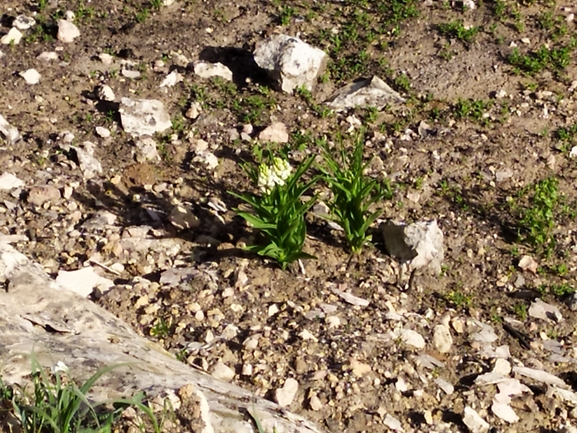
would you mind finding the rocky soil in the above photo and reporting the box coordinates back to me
[1,0,577,432]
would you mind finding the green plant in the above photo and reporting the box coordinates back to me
[438,20,480,43]
[453,98,492,122]
[6,357,157,433]
[446,289,472,308]
[279,5,295,26]
[320,132,393,255]
[513,303,528,321]
[517,177,560,255]
[231,156,319,270]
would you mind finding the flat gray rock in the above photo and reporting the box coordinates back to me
[325,76,406,110]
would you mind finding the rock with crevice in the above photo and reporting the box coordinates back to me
[0,242,325,433]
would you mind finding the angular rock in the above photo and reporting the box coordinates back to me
[435,378,454,395]
[381,220,444,274]
[330,286,369,307]
[71,144,102,179]
[398,329,426,349]
[383,414,404,432]
[513,366,566,387]
[95,126,111,138]
[0,114,21,144]
[56,267,115,297]
[254,34,327,93]
[119,98,172,137]
[528,298,563,322]
[258,122,289,143]
[325,76,405,111]
[275,378,299,407]
[37,51,58,61]
[211,362,235,383]
[518,255,538,273]
[160,70,183,88]
[28,185,61,206]
[433,324,453,353]
[135,136,161,162]
[1,28,23,45]
[169,204,201,229]
[0,242,324,433]
[193,61,233,81]
[13,15,36,30]
[491,398,519,423]
[0,173,24,190]
[463,406,490,433]
[96,84,116,102]
[57,19,80,43]
[470,321,499,344]
[20,69,41,84]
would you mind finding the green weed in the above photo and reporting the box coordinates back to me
[319,132,393,255]
[438,20,480,43]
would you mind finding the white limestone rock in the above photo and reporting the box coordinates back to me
[193,61,233,81]
[119,98,172,137]
[254,34,327,93]
[381,220,444,274]
[1,28,23,45]
[57,19,80,43]
[326,76,406,110]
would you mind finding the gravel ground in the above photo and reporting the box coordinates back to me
[1,0,577,432]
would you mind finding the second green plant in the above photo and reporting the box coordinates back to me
[320,132,392,254]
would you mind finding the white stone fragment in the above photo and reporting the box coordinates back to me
[381,220,444,274]
[14,15,36,30]
[71,144,102,179]
[491,399,519,423]
[326,76,406,110]
[258,122,289,143]
[160,70,183,87]
[135,136,161,162]
[330,287,369,307]
[518,255,539,273]
[0,114,21,144]
[37,51,58,61]
[211,362,235,382]
[470,321,499,343]
[275,378,299,407]
[193,150,219,170]
[493,358,512,375]
[398,329,426,349]
[119,98,172,137]
[383,414,404,432]
[433,324,453,353]
[1,28,23,45]
[570,146,577,159]
[254,34,327,93]
[0,173,24,190]
[513,366,566,387]
[193,61,233,81]
[56,267,114,297]
[299,329,318,342]
[96,84,115,102]
[463,406,490,433]
[309,393,323,411]
[121,69,141,79]
[95,126,111,138]
[20,69,41,84]
[99,53,114,65]
[435,378,454,395]
[529,298,563,322]
[57,19,80,43]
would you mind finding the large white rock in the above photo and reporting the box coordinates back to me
[0,173,24,190]
[56,267,114,297]
[0,242,324,433]
[254,34,327,93]
[19,69,41,84]
[325,76,406,110]
[119,97,172,137]
[57,19,80,43]
[1,28,22,45]
[381,220,444,274]
[0,114,21,144]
